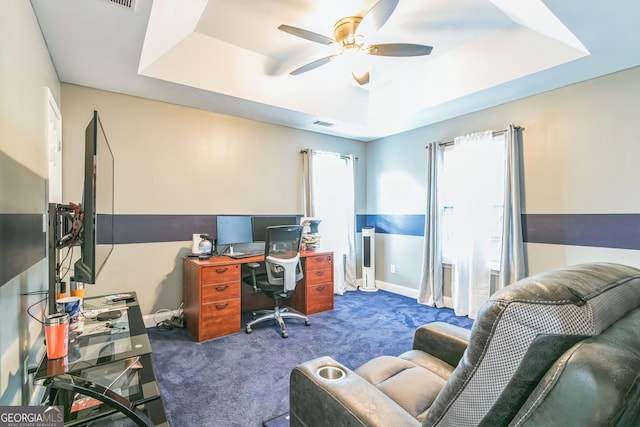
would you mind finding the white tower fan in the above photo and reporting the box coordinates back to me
[360,226,377,292]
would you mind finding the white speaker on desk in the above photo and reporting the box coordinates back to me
[360,226,377,292]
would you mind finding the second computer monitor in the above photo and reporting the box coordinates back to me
[216,215,253,247]
[252,216,298,242]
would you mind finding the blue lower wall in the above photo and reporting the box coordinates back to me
[111,214,300,245]
[114,214,218,244]
[95,213,640,251]
[0,151,46,287]
[357,213,640,250]
[521,213,640,250]
[356,214,425,236]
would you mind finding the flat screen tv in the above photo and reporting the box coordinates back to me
[73,111,114,284]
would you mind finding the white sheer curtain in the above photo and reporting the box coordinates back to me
[451,131,504,318]
[420,126,526,318]
[499,125,527,288]
[301,149,357,294]
[418,141,445,306]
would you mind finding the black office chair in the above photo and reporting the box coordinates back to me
[245,225,310,338]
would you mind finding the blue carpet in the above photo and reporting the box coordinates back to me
[147,290,472,427]
[263,412,289,427]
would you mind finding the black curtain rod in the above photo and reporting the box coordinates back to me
[427,126,523,148]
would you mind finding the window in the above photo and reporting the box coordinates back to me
[304,150,357,293]
[439,133,506,269]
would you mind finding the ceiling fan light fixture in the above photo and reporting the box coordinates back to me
[352,71,370,86]
[342,34,365,49]
[279,0,432,83]
[341,48,369,85]
[334,16,362,45]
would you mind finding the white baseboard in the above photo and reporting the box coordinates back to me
[355,278,420,299]
[143,309,179,328]
[355,278,454,308]
[375,280,420,299]
[354,277,381,293]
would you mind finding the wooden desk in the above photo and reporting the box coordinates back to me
[183,250,334,342]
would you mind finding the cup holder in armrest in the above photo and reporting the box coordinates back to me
[316,366,346,381]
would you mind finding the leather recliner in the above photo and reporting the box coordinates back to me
[290,262,640,426]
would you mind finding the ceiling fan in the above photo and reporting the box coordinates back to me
[278,0,432,85]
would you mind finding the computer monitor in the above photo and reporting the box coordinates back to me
[252,216,298,242]
[216,215,253,255]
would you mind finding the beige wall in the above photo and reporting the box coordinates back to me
[0,1,60,405]
[367,66,640,294]
[3,0,640,406]
[0,5,60,171]
[61,84,367,314]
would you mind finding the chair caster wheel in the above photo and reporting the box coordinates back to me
[281,332,288,338]
[305,320,311,326]
[245,327,252,334]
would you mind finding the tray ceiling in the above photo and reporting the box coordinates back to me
[31,0,640,141]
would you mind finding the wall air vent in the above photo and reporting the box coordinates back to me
[106,0,136,10]
[313,120,335,128]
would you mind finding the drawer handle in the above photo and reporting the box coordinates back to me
[314,271,324,277]
[315,257,325,262]
[215,303,228,310]
[215,285,229,292]
[215,267,228,274]
[316,286,325,291]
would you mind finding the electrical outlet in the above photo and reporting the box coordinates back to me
[390,264,396,273]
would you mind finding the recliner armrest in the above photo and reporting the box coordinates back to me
[290,356,420,427]
[412,322,470,368]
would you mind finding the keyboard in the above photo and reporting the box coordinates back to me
[228,250,264,259]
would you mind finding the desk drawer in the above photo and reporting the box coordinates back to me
[305,255,332,271]
[200,298,240,339]
[201,264,240,285]
[305,268,332,286]
[306,284,334,314]
[202,281,240,303]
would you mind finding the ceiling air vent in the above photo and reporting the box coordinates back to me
[313,120,335,128]
[106,0,136,10]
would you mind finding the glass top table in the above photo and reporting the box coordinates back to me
[35,292,152,379]
[34,292,165,427]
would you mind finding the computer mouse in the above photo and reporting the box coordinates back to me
[97,310,122,321]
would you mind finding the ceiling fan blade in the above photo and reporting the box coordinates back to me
[352,71,370,86]
[290,55,337,75]
[368,43,433,57]
[278,24,335,46]
[357,0,399,34]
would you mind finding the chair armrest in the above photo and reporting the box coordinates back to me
[290,356,420,427]
[412,322,470,368]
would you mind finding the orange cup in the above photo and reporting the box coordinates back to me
[71,281,85,309]
[44,313,69,359]
[47,356,69,375]
[70,288,85,299]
